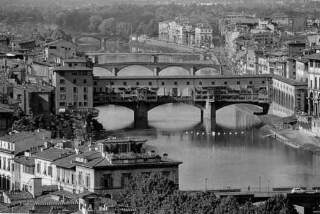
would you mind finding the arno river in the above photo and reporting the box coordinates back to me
[80,40,320,191]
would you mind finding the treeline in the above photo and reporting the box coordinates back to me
[118,173,298,214]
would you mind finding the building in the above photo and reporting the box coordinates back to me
[27,61,54,86]
[305,53,320,116]
[295,57,309,82]
[53,58,94,114]
[272,75,308,116]
[12,84,54,115]
[195,23,213,48]
[11,137,181,197]
[44,39,77,64]
[287,41,306,58]
[0,104,13,136]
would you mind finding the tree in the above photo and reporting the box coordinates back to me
[98,18,116,36]
[256,195,298,214]
[214,196,240,214]
[88,15,103,32]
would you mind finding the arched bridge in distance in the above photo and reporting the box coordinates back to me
[93,74,273,129]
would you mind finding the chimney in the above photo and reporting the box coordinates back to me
[29,177,42,198]
[163,153,168,159]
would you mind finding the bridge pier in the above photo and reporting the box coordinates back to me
[190,67,196,76]
[133,102,149,129]
[154,67,161,76]
[201,100,216,131]
[112,67,120,76]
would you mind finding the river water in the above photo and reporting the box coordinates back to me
[80,40,320,191]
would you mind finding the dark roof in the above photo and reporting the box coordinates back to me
[14,84,53,93]
[273,75,308,87]
[33,147,75,162]
[14,156,35,167]
[0,130,52,154]
[63,58,87,63]
[54,66,92,71]
[0,104,13,113]
[32,61,53,67]
[4,191,33,202]
[53,153,77,169]
[305,53,320,61]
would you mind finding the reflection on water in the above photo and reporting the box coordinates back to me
[96,104,320,191]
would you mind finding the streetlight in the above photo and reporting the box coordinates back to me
[205,178,208,192]
[259,176,261,192]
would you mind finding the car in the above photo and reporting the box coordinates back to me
[291,187,305,193]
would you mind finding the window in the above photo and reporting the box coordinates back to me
[71,173,75,184]
[262,81,265,84]
[174,81,178,85]
[224,81,228,85]
[73,79,77,84]
[111,82,114,85]
[79,102,83,106]
[148,82,152,86]
[199,81,202,85]
[84,95,88,100]
[60,94,66,100]
[59,79,65,84]
[237,81,240,85]
[121,173,131,187]
[103,174,113,189]
[2,157,5,170]
[73,87,77,93]
[72,72,77,75]
[186,81,190,85]
[211,81,215,85]
[83,79,87,84]
[249,81,253,84]
[59,102,66,107]
[123,82,127,86]
[37,163,40,174]
[161,82,165,86]
[84,102,88,107]
[136,82,139,86]
[48,166,52,177]
[162,171,170,178]
[79,172,83,185]
[84,87,87,93]
[94,81,97,86]
[86,174,90,187]
[60,87,66,92]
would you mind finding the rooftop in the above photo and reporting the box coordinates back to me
[63,58,87,63]
[0,130,52,154]
[0,104,14,114]
[14,156,35,167]
[273,75,308,87]
[14,84,53,93]
[33,147,75,162]
[53,66,93,71]
[304,53,320,61]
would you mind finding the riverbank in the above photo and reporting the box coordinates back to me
[259,114,320,153]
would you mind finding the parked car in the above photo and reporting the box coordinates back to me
[291,187,305,193]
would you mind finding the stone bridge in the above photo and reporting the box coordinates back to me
[93,74,272,129]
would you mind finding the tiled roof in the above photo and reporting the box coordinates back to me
[14,156,35,167]
[33,147,75,162]
[53,154,77,169]
[0,130,51,154]
[4,191,33,202]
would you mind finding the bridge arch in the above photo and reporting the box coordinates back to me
[158,66,191,76]
[116,65,154,76]
[195,67,220,76]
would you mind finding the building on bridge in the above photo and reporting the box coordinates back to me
[53,58,94,114]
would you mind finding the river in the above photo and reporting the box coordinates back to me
[81,39,320,191]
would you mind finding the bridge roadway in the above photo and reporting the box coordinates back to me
[93,74,272,129]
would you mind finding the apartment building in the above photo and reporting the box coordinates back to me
[53,58,94,113]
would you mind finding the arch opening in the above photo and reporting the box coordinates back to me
[117,65,153,76]
[159,66,191,76]
[195,67,220,76]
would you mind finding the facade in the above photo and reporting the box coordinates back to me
[195,23,213,48]
[272,75,308,116]
[12,84,54,115]
[295,58,309,83]
[28,61,54,86]
[306,53,320,116]
[53,58,94,113]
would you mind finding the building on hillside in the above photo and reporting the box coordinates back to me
[287,41,306,57]
[53,58,94,114]
[44,39,77,64]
